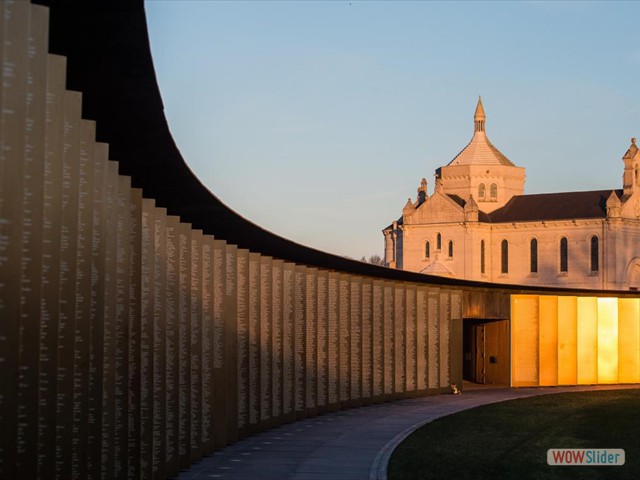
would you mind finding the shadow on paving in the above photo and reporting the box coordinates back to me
[175,385,637,480]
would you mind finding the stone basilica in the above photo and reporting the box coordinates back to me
[383,98,640,290]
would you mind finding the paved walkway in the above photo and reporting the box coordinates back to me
[176,385,637,480]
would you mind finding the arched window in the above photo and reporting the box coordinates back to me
[560,237,568,272]
[501,240,508,274]
[478,183,486,198]
[530,238,538,273]
[480,240,485,274]
[590,236,599,272]
[490,183,498,199]
[425,241,430,259]
[448,240,453,258]
[436,233,442,250]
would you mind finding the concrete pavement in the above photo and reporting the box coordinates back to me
[176,385,637,480]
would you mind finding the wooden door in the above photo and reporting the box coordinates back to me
[484,320,510,385]
[474,325,486,384]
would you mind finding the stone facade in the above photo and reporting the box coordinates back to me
[384,98,640,291]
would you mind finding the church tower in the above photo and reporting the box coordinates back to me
[622,137,640,198]
[437,98,526,212]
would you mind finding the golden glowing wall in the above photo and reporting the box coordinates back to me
[511,295,640,387]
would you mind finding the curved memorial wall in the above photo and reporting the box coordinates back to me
[1,1,639,479]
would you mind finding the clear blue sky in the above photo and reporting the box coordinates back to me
[145,1,640,259]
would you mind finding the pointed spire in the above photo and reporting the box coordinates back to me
[474,96,486,133]
[403,198,415,215]
[465,194,478,212]
[606,190,622,219]
[464,195,479,222]
[607,190,621,206]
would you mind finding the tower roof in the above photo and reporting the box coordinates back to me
[474,96,486,121]
[447,99,514,167]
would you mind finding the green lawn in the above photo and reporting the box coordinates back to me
[388,389,640,480]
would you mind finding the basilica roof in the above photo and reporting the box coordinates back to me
[384,189,622,232]
[488,189,622,223]
[447,97,515,167]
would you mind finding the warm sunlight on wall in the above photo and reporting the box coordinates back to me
[511,295,640,387]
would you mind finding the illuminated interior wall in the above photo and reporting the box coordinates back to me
[511,295,640,387]
[538,296,558,386]
[577,297,598,385]
[557,297,577,385]
[511,296,539,386]
[619,299,640,383]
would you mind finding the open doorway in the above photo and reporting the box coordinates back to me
[463,318,510,386]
